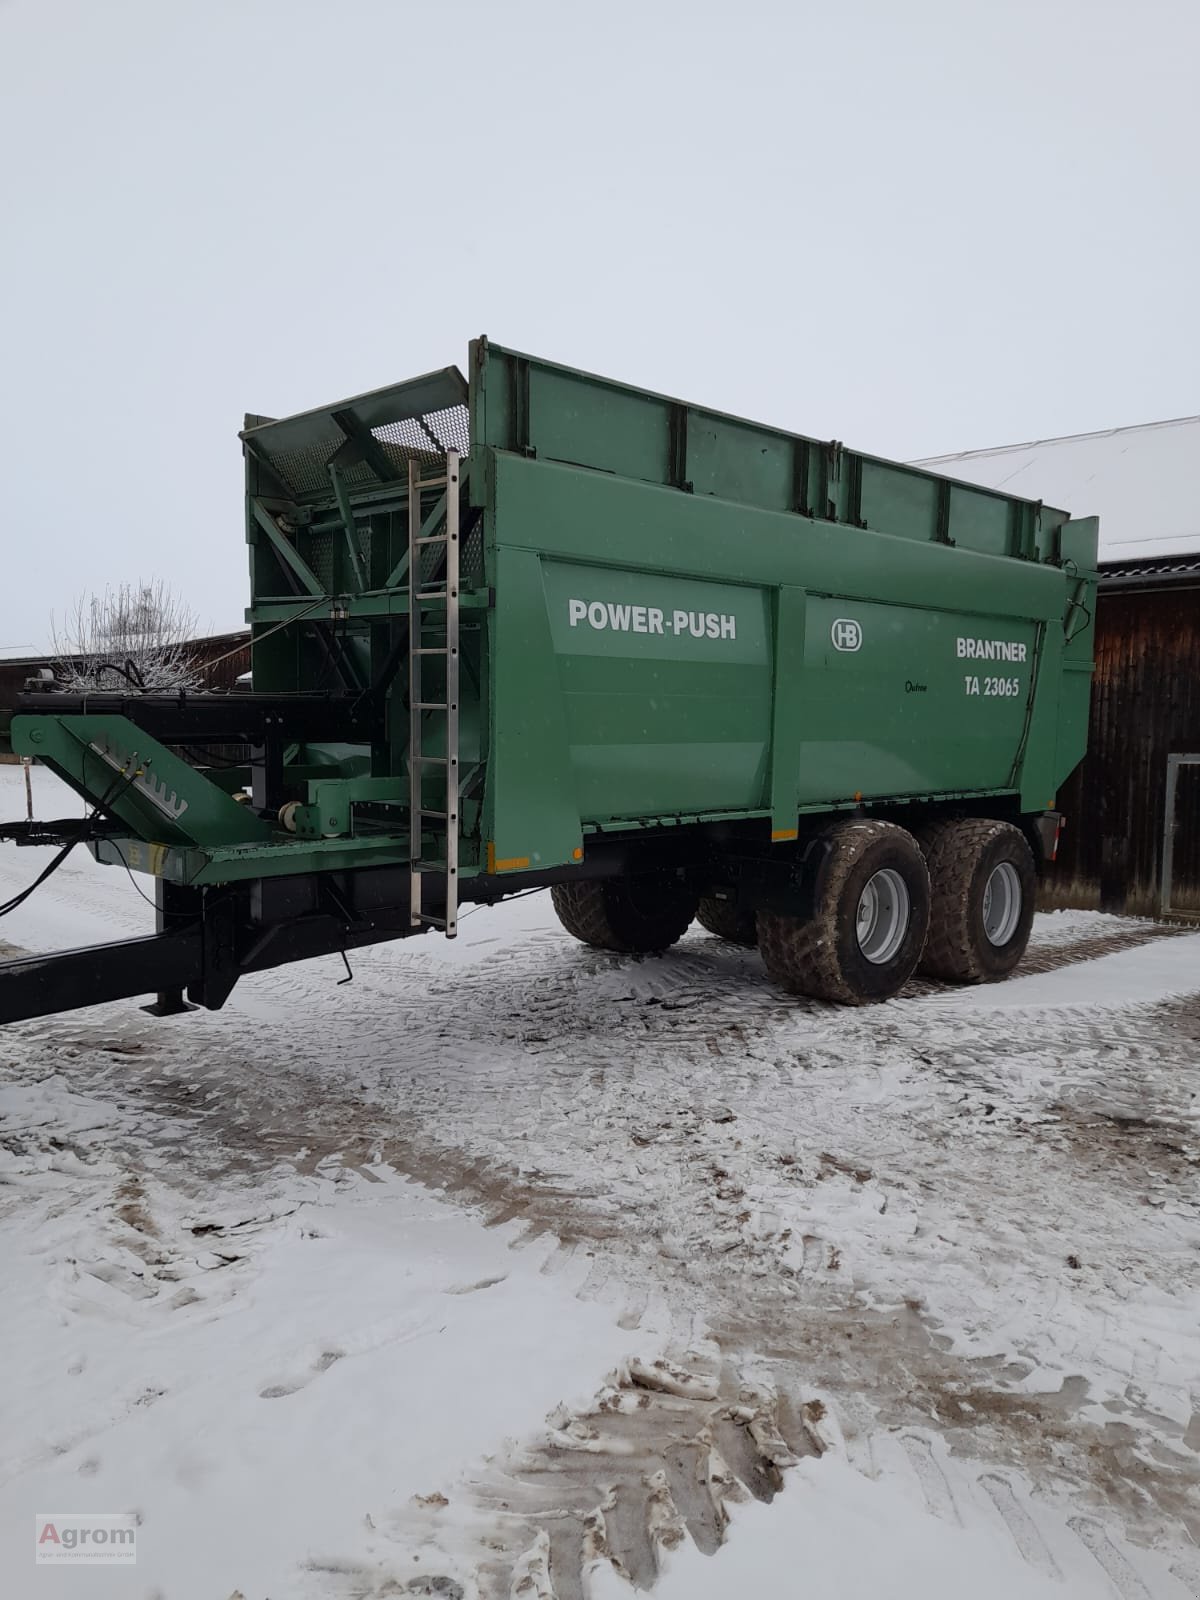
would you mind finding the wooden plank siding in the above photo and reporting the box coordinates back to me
[0,632,252,766]
[0,630,251,709]
[1045,570,1200,916]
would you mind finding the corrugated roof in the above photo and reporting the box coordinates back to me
[914,414,1200,562]
[1099,553,1200,588]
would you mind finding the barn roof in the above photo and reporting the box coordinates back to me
[914,414,1200,563]
[1098,553,1200,590]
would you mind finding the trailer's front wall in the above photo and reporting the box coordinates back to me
[484,453,1082,871]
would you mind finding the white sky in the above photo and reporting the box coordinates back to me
[2,0,1197,649]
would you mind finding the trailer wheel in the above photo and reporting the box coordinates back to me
[551,875,698,954]
[757,820,930,1004]
[696,896,758,947]
[917,818,1036,982]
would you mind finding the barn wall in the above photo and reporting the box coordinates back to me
[0,632,251,707]
[0,633,251,765]
[1044,583,1200,916]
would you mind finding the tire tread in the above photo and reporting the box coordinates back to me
[917,817,1034,982]
[551,878,696,954]
[697,896,758,947]
[758,820,926,1005]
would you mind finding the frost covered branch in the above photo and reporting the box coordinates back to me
[50,580,204,693]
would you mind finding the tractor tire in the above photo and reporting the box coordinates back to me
[757,820,930,1005]
[696,896,758,947]
[917,817,1036,983]
[551,874,699,954]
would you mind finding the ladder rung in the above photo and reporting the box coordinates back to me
[413,590,449,600]
[414,475,447,490]
[418,808,452,820]
[413,701,449,711]
[416,912,449,929]
[412,754,449,764]
[413,859,452,873]
[412,647,448,656]
[414,534,448,546]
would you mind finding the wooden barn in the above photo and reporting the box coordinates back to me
[0,629,251,754]
[918,418,1200,917]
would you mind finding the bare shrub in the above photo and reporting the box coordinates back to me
[51,580,203,693]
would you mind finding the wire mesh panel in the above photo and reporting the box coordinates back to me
[243,366,470,503]
[257,403,470,499]
[372,404,470,461]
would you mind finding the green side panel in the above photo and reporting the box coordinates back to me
[538,561,772,819]
[528,366,673,486]
[794,597,1037,804]
[491,450,1067,615]
[858,462,939,542]
[486,546,582,869]
[474,339,1071,560]
[487,450,1084,867]
[949,482,1015,560]
[685,414,795,511]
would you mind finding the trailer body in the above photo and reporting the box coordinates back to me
[0,340,1098,1018]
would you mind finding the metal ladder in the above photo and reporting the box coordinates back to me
[407,450,460,936]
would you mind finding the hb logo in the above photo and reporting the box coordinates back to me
[831,618,862,652]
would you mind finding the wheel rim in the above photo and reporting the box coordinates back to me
[982,861,1022,946]
[855,868,910,964]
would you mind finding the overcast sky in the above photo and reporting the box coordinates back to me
[1,0,1197,649]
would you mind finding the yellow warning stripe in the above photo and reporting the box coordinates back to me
[771,827,798,842]
[486,842,531,873]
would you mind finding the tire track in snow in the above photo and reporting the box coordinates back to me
[394,1349,828,1600]
[7,914,1200,1595]
[979,1472,1062,1581]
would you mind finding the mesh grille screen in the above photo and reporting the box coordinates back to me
[307,529,334,591]
[304,527,377,590]
[260,403,470,497]
[371,404,470,462]
[462,519,484,587]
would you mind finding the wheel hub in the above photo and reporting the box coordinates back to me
[854,868,910,964]
[982,860,1022,946]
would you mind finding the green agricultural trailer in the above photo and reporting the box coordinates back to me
[0,339,1097,1020]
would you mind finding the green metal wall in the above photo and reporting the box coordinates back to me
[473,342,1097,876]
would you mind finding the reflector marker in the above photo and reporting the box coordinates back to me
[486,842,531,873]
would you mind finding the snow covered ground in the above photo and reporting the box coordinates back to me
[1,765,1198,1599]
